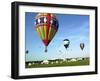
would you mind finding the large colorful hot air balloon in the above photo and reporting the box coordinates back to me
[63,39,70,50]
[35,13,59,52]
[80,43,84,50]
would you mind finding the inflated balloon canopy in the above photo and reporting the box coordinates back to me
[80,43,85,50]
[35,13,59,52]
[63,39,70,49]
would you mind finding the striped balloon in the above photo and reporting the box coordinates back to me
[35,13,59,52]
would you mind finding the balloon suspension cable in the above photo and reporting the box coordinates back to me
[45,46,47,52]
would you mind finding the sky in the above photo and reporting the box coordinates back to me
[25,12,90,61]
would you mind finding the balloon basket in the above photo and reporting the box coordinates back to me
[45,47,47,52]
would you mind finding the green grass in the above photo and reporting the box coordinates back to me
[26,58,89,68]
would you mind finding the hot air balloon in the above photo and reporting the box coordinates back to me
[63,39,70,50]
[35,13,59,52]
[80,43,84,50]
[26,50,29,54]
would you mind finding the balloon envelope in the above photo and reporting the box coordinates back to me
[63,39,70,49]
[35,13,59,52]
[80,43,84,50]
[26,50,28,54]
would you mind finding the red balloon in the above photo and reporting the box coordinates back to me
[80,43,84,50]
[35,13,59,52]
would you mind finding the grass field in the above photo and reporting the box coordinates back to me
[26,58,89,68]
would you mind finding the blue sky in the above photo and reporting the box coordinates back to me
[25,12,90,61]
